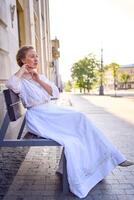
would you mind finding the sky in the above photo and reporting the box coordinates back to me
[49,0,134,81]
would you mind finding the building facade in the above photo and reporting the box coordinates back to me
[118,64,134,89]
[51,38,62,91]
[0,0,53,90]
[0,0,59,133]
[104,70,114,90]
[104,64,134,90]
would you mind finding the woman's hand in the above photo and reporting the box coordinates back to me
[21,64,30,73]
[15,64,29,78]
[15,63,40,82]
[30,70,40,82]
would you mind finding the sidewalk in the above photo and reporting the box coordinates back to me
[0,93,72,200]
[69,93,134,200]
[1,93,134,200]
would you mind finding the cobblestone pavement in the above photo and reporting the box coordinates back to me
[0,147,29,200]
[0,93,134,200]
[69,94,134,200]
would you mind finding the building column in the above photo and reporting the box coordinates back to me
[36,0,44,74]
[24,0,35,46]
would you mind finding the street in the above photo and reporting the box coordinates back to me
[0,93,134,200]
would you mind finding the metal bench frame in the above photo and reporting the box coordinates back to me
[0,89,69,193]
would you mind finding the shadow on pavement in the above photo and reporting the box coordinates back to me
[0,147,29,199]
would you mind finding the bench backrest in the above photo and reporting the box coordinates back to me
[3,89,23,121]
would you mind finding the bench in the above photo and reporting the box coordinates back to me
[0,89,69,194]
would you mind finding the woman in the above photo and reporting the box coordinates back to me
[6,45,133,199]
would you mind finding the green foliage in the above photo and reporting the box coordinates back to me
[119,73,130,82]
[73,81,79,89]
[71,53,99,93]
[119,72,130,89]
[64,80,72,92]
[106,63,119,77]
[106,62,120,89]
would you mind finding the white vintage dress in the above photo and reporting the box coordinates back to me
[6,74,126,199]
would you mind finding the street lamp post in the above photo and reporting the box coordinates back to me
[99,47,104,95]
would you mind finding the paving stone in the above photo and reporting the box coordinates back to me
[92,194,118,200]
[125,189,134,195]
[117,194,134,200]
[111,184,133,190]
[1,93,134,199]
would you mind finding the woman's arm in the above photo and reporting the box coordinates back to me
[6,65,29,93]
[31,71,59,98]
[15,64,29,78]
[37,79,53,96]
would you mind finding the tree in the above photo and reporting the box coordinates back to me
[119,73,130,89]
[71,54,99,93]
[71,61,85,93]
[64,80,72,92]
[106,62,120,90]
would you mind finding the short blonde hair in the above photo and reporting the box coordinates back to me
[16,45,34,67]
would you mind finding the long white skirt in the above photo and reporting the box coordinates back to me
[26,103,126,198]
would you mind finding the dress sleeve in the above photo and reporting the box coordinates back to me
[5,75,21,94]
[40,74,60,98]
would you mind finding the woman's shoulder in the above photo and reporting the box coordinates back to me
[39,74,48,80]
[39,74,46,77]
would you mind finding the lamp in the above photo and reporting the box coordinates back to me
[99,47,104,95]
[10,4,16,28]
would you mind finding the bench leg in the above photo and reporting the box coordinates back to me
[17,117,26,139]
[0,113,10,140]
[62,147,69,194]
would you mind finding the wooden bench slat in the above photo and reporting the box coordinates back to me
[0,113,10,140]
[0,139,61,147]
[3,89,23,121]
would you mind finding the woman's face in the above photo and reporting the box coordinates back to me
[22,49,39,69]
